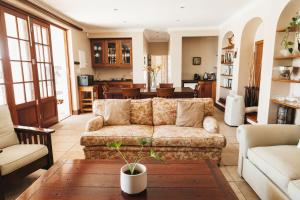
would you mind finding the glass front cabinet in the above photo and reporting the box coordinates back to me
[90,38,132,68]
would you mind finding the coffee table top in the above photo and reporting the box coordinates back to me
[17,160,238,200]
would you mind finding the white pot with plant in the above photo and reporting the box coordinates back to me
[107,139,161,195]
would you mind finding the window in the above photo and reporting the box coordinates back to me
[4,12,34,105]
[33,24,54,98]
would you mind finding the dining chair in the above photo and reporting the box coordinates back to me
[156,88,175,98]
[122,88,141,99]
[131,83,146,89]
[159,83,173,88]
[102,84,111,99]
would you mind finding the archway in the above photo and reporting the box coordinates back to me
[238,17,264,110]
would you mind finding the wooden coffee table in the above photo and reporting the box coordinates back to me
[17,160,238,200]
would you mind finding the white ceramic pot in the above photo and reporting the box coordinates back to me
[120,163,147,194]
[280,49,291,57]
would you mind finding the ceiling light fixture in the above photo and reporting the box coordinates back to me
[176,19,180,22]
[113,8,119,11]
[180,6,185,9]
[123,20,127,23]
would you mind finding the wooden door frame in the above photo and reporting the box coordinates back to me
[254,40,264,88]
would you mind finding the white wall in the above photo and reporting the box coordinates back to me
[168,28,219,87]
[182,37,218,80]
[87,31,145,84]
[217,0,290,124]
[149,42,169,55]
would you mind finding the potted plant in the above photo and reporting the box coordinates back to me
[281,30,294,56]
[280,12,300,56]
[107,138,161,195]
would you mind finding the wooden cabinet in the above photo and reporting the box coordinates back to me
[94,81,133,99]
[78,86,99,113]
[195,81,216,100]
[90,38,132,68]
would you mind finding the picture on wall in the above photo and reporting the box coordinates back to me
[193,57,201,65]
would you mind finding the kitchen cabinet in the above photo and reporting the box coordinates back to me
[90,38,132,68]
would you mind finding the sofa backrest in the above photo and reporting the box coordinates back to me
[0,105,19,149]
[93,98,214,126]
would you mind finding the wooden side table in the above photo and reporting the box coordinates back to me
[78,85,98,113]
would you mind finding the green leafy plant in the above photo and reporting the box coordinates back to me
[281,12,300,54]
[107,138,162,175]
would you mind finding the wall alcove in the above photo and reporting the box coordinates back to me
[269,0,300,124]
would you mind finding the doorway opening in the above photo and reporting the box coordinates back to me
[50,25,71,121]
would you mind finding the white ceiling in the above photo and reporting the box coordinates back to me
[37,0,255,29]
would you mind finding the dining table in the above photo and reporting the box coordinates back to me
[104,87,195,98]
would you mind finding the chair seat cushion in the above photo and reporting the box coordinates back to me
[288,180,300,200]
[247,145,300,193]
[0,144,48,176]
[152,125,226,148]
[81,125,154,146]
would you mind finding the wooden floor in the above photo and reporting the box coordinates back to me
[5,109,259,200]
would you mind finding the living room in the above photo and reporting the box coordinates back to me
[0,0,300,200]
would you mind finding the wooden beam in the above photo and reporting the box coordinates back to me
[0,0,83,31]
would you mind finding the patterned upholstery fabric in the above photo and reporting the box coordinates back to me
[152,98,178,125]
[130,99,153,125]
[85,116,104,132]
[83,146,222,162]
[152,125,226,148]
[81,125,153,146]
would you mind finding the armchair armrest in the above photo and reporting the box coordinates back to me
[203,116,219,133]
[85,116,104,132]
[14,125,54,135]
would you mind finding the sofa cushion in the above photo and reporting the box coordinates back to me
[176,101,204,128]
[81,125,153,146]
[130,99,153,125]
[0,105,19,149]
[0,144,48,176]
[288,180,300,200]
[152,98,177,125]
[247,145,300,193]
[104,99,131,125]
[152,125,226,148]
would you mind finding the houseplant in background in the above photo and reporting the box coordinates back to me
[281,11,300,56]
[144,65,161,89]
[107,139,161,195]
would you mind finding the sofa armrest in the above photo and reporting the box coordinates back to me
[85,116,104,132]
[203,116,219,133]
[237,124,300,158]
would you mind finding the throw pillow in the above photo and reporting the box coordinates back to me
[104,99,131,125]
[203,116,219,133]
[152,98,178,125]
[130,99,153,125]
[175,101,204,128]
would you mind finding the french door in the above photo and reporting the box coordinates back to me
[0,7,58,127]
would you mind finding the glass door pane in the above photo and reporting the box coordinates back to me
[4,12,34,105]
[92,40,103,64]
[121,40,131,64]
[107,40,117,64]
[0,45,6,105]
[33,23,54,98]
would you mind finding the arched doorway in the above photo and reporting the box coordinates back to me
[238,17,264,110]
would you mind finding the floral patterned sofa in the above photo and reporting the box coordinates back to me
[80,98,226,163]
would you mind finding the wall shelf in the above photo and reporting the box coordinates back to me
[271,99,300,109]
[272,78,300,83]
[274,54,300,60]
[220,86,232,89]
[221,74,233,77]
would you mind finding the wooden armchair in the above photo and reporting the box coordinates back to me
[0,105,54,200]
[122,88,141,99]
